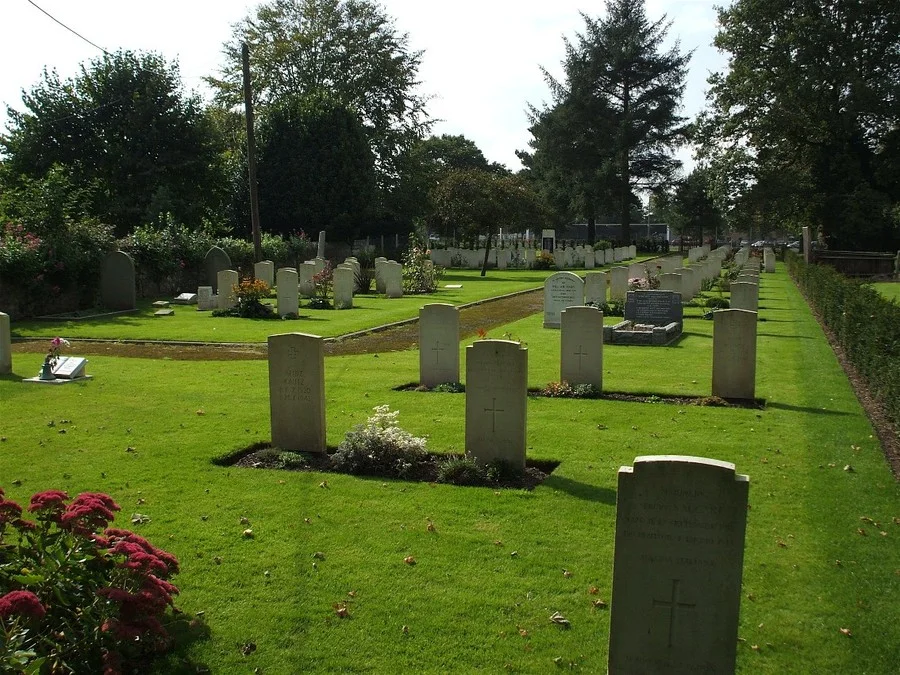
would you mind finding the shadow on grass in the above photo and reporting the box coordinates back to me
[541,474,616,504]
[758,333,815,339]
[765,401,856,416]
[150,614,213,674]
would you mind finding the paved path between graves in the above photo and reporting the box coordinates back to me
[11,289,543,361]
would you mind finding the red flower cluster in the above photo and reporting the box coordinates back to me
[0,496,23,524]
[0,590,46,620]
[60,492,121,535]
[105,529,180,576]
[29,489,69,521]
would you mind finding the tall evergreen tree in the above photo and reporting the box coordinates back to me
[523,0,690,244]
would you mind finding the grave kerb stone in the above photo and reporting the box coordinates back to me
[624,290,683,328]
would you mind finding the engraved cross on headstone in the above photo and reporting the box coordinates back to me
[432,340,445,365]
[288,346,298,359]
[652,578,696,648]
[574,344,589,369]
[484,397,504,433]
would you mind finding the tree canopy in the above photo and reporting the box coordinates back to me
[522,0,690,243]
[211,0,431,203]
[1,50,226,236]
[257,93,375,242]
[699,0,900,249]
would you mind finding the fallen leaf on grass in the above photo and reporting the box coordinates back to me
[125,446,136,453]
[776,539,788,548]
[844,465,855,473]
[196,410,205,416]
[319,480,329,489]
[313,551,326,560]
[333,603,350,618]
[494,540,503,546]
[131,513,150,524]
[401,625,409,634]
[589,586,599,595]
[840,627,852,637]
[242,529,254,538]
[563,569,573,578]
[240,516,251,525]
[857,528,867,536]
[592,599,608,609]
[403,556,416,565]
[751,644,760,652]
[518,627,529,637]
[426,520,436,533]
[241,642,256,655]
[549,611,570,628]
[347,590,357,598]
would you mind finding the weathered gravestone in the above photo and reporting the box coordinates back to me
[465,340,527,469]
[419,303,460,387]
[100,251,137,311]
[610,266,630,301]
[267,332,326,453]
[584,272,608,305]
[384,261,403,298]
[625,290,683,329]
[560,306,603,389]
[52,356,88,379]
[374,258,388,294]
[204,246,232,294]
[543,271,585,328]
[197,286,214,311]
[172,293,197,305]
[658,273,682,297]
[0,311,11,375]
[255,260,275,287]
[729,281,759,313]
[608,455,749,675]
[276,268,299,316]
[763,249,775,273]
[553,248,567,270]
[217,270,239,310]
[317,230,326,258]
[298,262,316,297]
[712,309,758,400]
[333,265,354,309]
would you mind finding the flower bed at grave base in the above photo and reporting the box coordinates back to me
[213,442,557,490]
[603,320,682,345]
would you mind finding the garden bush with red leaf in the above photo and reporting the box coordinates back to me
[0,487,181,673]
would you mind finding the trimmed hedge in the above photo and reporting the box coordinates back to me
[787,251,900,432]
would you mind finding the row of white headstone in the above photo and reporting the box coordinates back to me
[430,245,638,270]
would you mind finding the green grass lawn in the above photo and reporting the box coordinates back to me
[2,261,899,673]
[871,281,900,303]
[11,269,559,343]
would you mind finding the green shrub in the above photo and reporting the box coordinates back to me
[788,251,900,432]
[213,278,277,319]
[278,452,311,469]
[402,240,443,294]
[332,405,429,478]
[432,382,465,393]
[0,488,182,673]
[532,251,555,270]
[436,456,484,486]
[598,299,625,316]
[705,297,730,309]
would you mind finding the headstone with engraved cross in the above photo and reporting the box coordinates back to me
[0,311,11,375]
[608,455,749,674]
[560,306,603,389]
[465,340,527,469]
[267,332,326,453]
[419,303,459,387]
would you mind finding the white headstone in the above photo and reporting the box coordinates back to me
[584,272,608,305]
[0,312,11,374]
[553,248,567,269]
[333,265,354,309]
[276,268,299,316]
[543,271,585,328]
[610,267,630,301]
[730,281,759,313]
[608,455,749,675]
[255,260,275,287]
[197,286,214,311]
[763,249,775,273]
[465,340,527,469]
[560,306,604,389]
[217,270,239,310]
[268,332,326,453]
[658,273,682,298]
[374,258,388,294]
[419,304,460,387]
[298,262,316,297]
[584,248,595,269]
[712,309,758,400]
[384,261,403,298]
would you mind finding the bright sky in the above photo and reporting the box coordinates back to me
[1,0,726,172]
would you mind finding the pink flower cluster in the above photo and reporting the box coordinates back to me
[2,222,42,251]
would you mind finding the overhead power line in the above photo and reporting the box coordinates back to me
[26,0,110,56]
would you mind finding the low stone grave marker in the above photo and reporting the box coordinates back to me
[419,303,460,387]
[154,309,175,317]
[52,356,88,379]
[560,306,603,389]
[624,290,683,329]
[465,340,527,469]
[608,455,749,675]
[0,312,11,374]
[712,309,758,400]
[543,271,584,328]
[268,332,326,453]
[152,301,170,308]
[197,287,214,311]
[173,293,197,305]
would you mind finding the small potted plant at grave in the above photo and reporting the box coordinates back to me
[39,336,70,380]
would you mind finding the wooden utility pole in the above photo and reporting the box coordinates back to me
[243,42,262,264]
